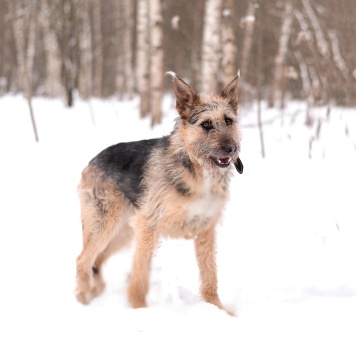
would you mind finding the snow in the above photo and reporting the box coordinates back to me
[1,94,356,354]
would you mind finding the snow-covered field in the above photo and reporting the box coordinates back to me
[1,94,355,354]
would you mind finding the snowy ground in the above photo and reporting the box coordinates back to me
[0,94,356,354]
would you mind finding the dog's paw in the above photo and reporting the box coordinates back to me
[224,308,237,317]
[76,290,91,305]
[127,288,147,309]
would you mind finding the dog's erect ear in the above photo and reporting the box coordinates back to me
[166,71,197,119]
[221,71,239,112]
[234,157,243,174]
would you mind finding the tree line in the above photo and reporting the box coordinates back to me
[0,0,355,127]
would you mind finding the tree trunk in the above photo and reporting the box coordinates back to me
[136,0,150,117]
[116,0,134,99]
[93,0,103,97]
[78,0,93,99]
[190,0,205,91]
[150,0,164,126]
[222,0,237,86]
[239,0,256,85]
[116,0,125,99]
[201,0,223,94]
[9,0,39,142]
[256,2,265,158]
[0,3,13,93]
[268,1,294,108]
[40,0,62,97]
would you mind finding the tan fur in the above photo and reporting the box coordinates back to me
[76,73,241,316]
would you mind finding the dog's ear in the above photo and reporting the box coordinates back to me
[221,71,239,112]
[234,157,243,174]
[166,71,197,119]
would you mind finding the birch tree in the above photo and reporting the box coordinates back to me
[190,0,205,90]
[0,3,13,93]
[116,0,134,99]
[268,1,294,108]
[256,2,265,158]
[201,0,223,94]
[239,0,256,85]
[136,0,150,118]
[93,0,103,97]
[9,0,39,141]
[222,0,237,86]
[40,0,62,97]
[78,0,93,99]
[149,0,164,126]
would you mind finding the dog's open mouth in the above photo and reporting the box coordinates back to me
[211,157,232,168]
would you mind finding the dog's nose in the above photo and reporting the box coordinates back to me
[222,143,236,154]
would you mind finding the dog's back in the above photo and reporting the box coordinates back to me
[88,137,168,207]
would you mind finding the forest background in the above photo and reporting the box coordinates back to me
[0,0,355,133]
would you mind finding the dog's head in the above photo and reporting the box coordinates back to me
[166,72,243,174]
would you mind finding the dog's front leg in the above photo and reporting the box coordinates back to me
[194,228,234,315]
[194,228,222,309]
[128,218,158,308]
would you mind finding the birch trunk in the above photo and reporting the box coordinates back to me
[301,0,329,58]
[222,0,237,86]
[78,0,92,99]
[149,0,164,126]
[121,0,134,99]
[190,0,205,90]
[136,0,150,117]
[1,5,13,93]
[93,1,103,97]
[301,0,330,103]
[239,0,256,84]
[201,0,223,94]
[116,0,125,99]
[294,9,323,107]
[268,1,293,108]
[9,1,39,141]
[256,1,265,158]
[40,0,62,97]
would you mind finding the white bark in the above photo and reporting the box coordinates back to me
[328,30,349,81]
[136,0,150,117]
[9,1,39,141]
[93,1,103,97]
[240,0,256,84]
[222,0,236,86]
[40,0,62,97]
[116,0,134,99]
[78,0,92,99]
[149,0,164,126]
[123,0,134,99]
[268,1,293,107]
[201,0,223,94]
[294,9,324,103]
[301,0,329,58]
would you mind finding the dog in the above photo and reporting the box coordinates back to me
[75,72,243,315]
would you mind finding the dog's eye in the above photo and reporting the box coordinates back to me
[224,116,233,126]
[201,120,213,131]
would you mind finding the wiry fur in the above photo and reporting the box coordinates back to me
[75,72,243,315]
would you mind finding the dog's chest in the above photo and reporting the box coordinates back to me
[184,172,225,232]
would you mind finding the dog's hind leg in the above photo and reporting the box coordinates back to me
[94,223,134,270]
[76,213,117,304]
[76,171,130,304]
